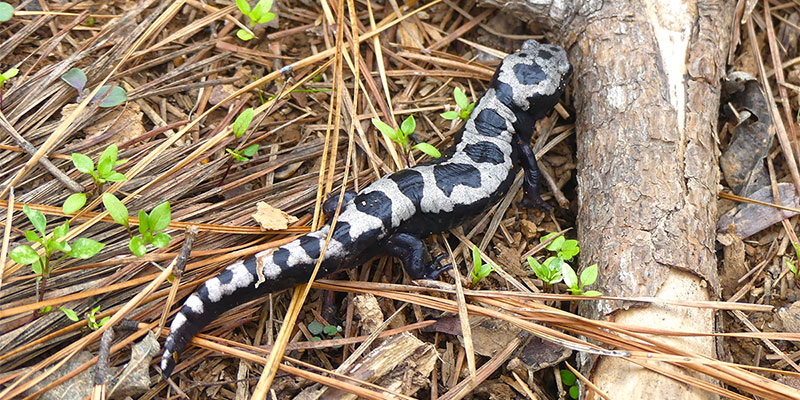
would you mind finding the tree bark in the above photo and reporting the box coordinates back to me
[479,0,732,398]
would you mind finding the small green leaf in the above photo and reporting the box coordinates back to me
[54,221,69,239]
[788,259,798,276]
[400,115,416,135]
[560,369,577,386]
[226,148,249,162]
[59,307,79,322]
[372,118,398,141]
[129,236,146,257]
[472,245,481,270]
[32,259,42,274]
[308,321,324,335]
[561,262,579,291]
[95,85,127,107]
[23,205,46,236]
[39,305,52,314]
[71,153,94,174]
[105,172,126,182]
[138,210,149,235]
[527,256,545,278]
[142,231,153,244]
[99,316,110,326]
[463,102,475,117]
[412,143,441,158]
[440,110,460,120]
[10,245,38,264]
[322,325,338,336]
[152,232,171,248]
[253,0,274,21]
[24,230,40,243]
[454,87,469,109]
[546,235,565,252]
[242,143,260,157]
[149,201,171,231]
[90,305,101,316]
[53,239,70,253]
[233,108,254,138]
[2,67,18,79]
[0,2,13,22]
[69,238,104,259]
[569,385,579,399]
[97,145,118,177]
[236,28,254,41]
[62,193,87,214]
[580,264,599,287]
[102,193,129,227]
[540,232,558,242]
[559,239,580,260]
[61,68,87,92]
[582,290,602,297]
[256,11,275,24]
[236,0,251,14]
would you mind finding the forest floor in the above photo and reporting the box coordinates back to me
[0,1,799,399]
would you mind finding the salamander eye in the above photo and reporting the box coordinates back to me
[518,53,528,58]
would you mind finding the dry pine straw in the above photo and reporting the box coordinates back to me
[0,0,798,399]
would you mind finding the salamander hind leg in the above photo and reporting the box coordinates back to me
[382,233,452,280]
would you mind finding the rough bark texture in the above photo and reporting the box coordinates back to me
[479,0,732,398]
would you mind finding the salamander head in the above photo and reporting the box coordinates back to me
[490,39,572,117]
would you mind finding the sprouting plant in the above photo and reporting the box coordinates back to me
[470,245,495,285]
[785,242,800,280]
[61,67,127,107]
[527,233,601,296]
[441,87,475,121]
[0,2,13,23]
[226,108,260,162]
[58,306,109,330]
[562,263,600,296]
[87,305,110,330]
[560,369,580,399]
[9,205,104,302]
[308,321,342,346]
[0,67,18,88]
[527,255,562,285]
[372,116,441,159]
[65,144,128,213]
[102,193,172,257]
[235,0,276,41]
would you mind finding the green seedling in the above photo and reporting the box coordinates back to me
[61,67,127,107]
[87,305,110,330]
[308,321,343,346]
[0,67,18,88]
[470,245,495,285]
[441,87,475,121]
[562,263,601,296]
[226,108,260,162]
[372,115,441,159]
[9,205,104,302]
[785,242,800,281]
[560,368,580,399]
[0,2,13,22]
[235,0,275,41]
[102,193,172,257]
[527,255,563,286]
[65,144,127,213]
[58,306,109,330]
[527,233,601,295]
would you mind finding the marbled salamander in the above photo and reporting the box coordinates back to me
[161,39,572,377]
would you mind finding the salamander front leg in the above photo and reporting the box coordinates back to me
[513,135,553,213]
[322,190,357,218]
[381,233,451,280]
